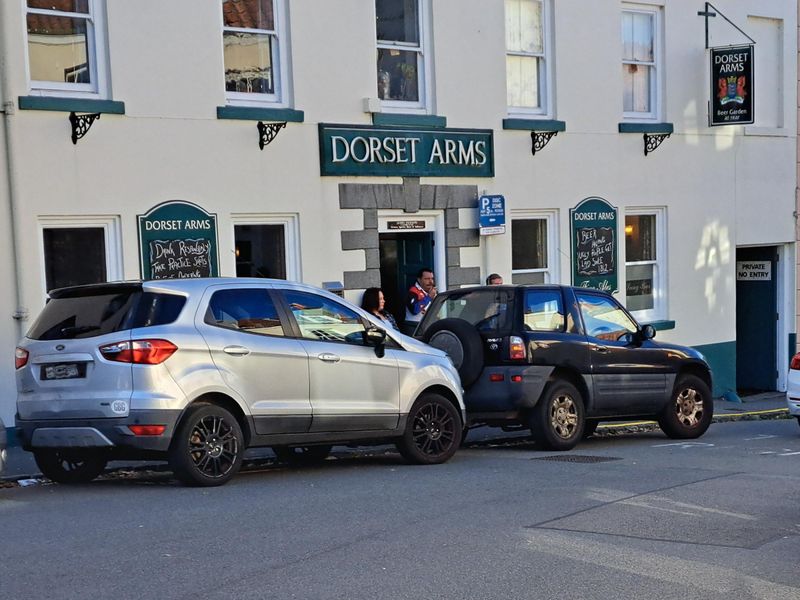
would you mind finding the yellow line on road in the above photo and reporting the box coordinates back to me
[597,408,790,429]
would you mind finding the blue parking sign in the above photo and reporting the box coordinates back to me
[479,195,505,235]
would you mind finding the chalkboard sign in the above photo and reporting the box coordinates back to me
[138,201,219,280]
[570,197,618,292]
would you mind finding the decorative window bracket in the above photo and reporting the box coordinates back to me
[644,132,670,156]
[530,131,558,156]
[257,121,286,150]
[69,111,100,145]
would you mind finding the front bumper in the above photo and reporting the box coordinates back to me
[15,409,181,455]
[787,394,800,417]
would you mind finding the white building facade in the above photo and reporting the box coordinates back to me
[0,0,796,429]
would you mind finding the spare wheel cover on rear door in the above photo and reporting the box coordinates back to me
[423,318,483,388]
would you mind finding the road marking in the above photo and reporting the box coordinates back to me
[778,451,800,456]
[744,434,777,441]
[652,442,715,449]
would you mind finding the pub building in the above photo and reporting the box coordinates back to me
[0,0,796,431]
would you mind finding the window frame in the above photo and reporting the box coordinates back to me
[205,287,288,338]
[280,290,370,347]
[375,0,431,113]
[229,213,300,280]
[505,0,553,117]
[24,0,109,97]
[510,209,559,284]
[37,215,122,302]
[621,4,661,121]
[222,0,291,107]
[624,206,667,322]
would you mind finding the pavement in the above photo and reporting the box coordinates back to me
[0,391,791,484]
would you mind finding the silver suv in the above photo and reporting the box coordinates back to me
[15,279,465,486]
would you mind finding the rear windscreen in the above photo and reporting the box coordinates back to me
[416,289,516,337]
[27,291,186,340]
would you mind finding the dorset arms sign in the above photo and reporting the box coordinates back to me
[570,197,618,292]
[138,201,219,280]
[318,124,494,177]
[709,45,754,126]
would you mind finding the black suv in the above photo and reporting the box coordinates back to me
[415,285,713,450]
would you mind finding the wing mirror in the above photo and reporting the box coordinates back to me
[641,324,656,340]
[365,326,387,358]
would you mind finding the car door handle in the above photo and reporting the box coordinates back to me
[223,345,250,356]
[592,345,609,354]
[317,353,341,363]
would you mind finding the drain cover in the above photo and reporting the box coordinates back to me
[533,454,622,463]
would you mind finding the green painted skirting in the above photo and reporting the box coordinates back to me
[502,118,566,132]
[371,113,447,128]
[18,96,125,114]
[216,106,304,122]
[618,122,674,134]
[692,340,735,398]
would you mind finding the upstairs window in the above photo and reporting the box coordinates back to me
[26,0,107,95]
[505,0,549,114]
[376,0,427,109]
[622,5,660,119]
[223,0,285,103]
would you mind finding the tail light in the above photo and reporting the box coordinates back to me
[15,347,29,369]
[509,336,526,361]
[791,353,800,370]
[100,339,177,365]
[129,425,166,436]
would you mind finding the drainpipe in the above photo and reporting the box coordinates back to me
[0,9,29,337]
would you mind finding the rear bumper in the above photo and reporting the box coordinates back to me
[464,365,554,414]
[15,409,181,455]
[787,394,800,417]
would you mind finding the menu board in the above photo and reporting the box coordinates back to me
[575,226,615,278]
[570,197,618,292]
[148,238,213,279]
[138,201,219,280]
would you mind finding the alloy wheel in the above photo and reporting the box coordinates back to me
[412,401,457,457]
[675,387,704,428]
[549,394,578,439]
[188,414,240,479]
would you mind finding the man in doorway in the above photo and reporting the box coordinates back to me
[486,273,503,285]
[404,267,437,335]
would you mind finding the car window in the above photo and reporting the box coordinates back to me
[575,292,637,341]
[283,291,366,345]
[206,288,286,337]
[419,289,515,335]
[523,290,564,331]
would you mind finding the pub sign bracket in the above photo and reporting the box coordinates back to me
[530,130,558,156]
[257,121,287,150]
[697,2,756,49]
[644,132,670,156]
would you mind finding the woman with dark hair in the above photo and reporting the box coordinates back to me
[361,287,399,330]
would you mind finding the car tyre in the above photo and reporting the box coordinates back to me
[169,403,244,487]
[422,318,484,388]
[396,393,462,464]
[273,445,332,464]
[658,374,713,439]
[529,380,584,451]
[33,449,108,484]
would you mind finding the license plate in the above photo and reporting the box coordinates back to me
[41,363,85,380]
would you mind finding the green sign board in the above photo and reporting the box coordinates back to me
[138,201,219,280]
[318,123,494,178]
[570,197,618,292]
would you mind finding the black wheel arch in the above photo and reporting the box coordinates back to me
[179,393,252,447]
[544,367,591,410]
[677,364,713,394]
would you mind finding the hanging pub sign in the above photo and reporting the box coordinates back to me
[319,123,494,178]
[709,45,754,126]
[570,197,618,292]
[138,200,219,280]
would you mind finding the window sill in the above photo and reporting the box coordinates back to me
[216,106,304,122]
[18,96,125,114]
[371,113,447,128]
[502,118,565,132]
[642,319,675,331]
[618,122,673,134]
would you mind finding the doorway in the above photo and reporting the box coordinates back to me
[379,232,434,325]
[735,246,778,392]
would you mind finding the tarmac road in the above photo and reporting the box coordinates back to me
[1,414,798,600]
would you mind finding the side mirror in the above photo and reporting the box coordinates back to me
[364,326,387,358]
[641,324,656,340]
[618,332,636,345]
